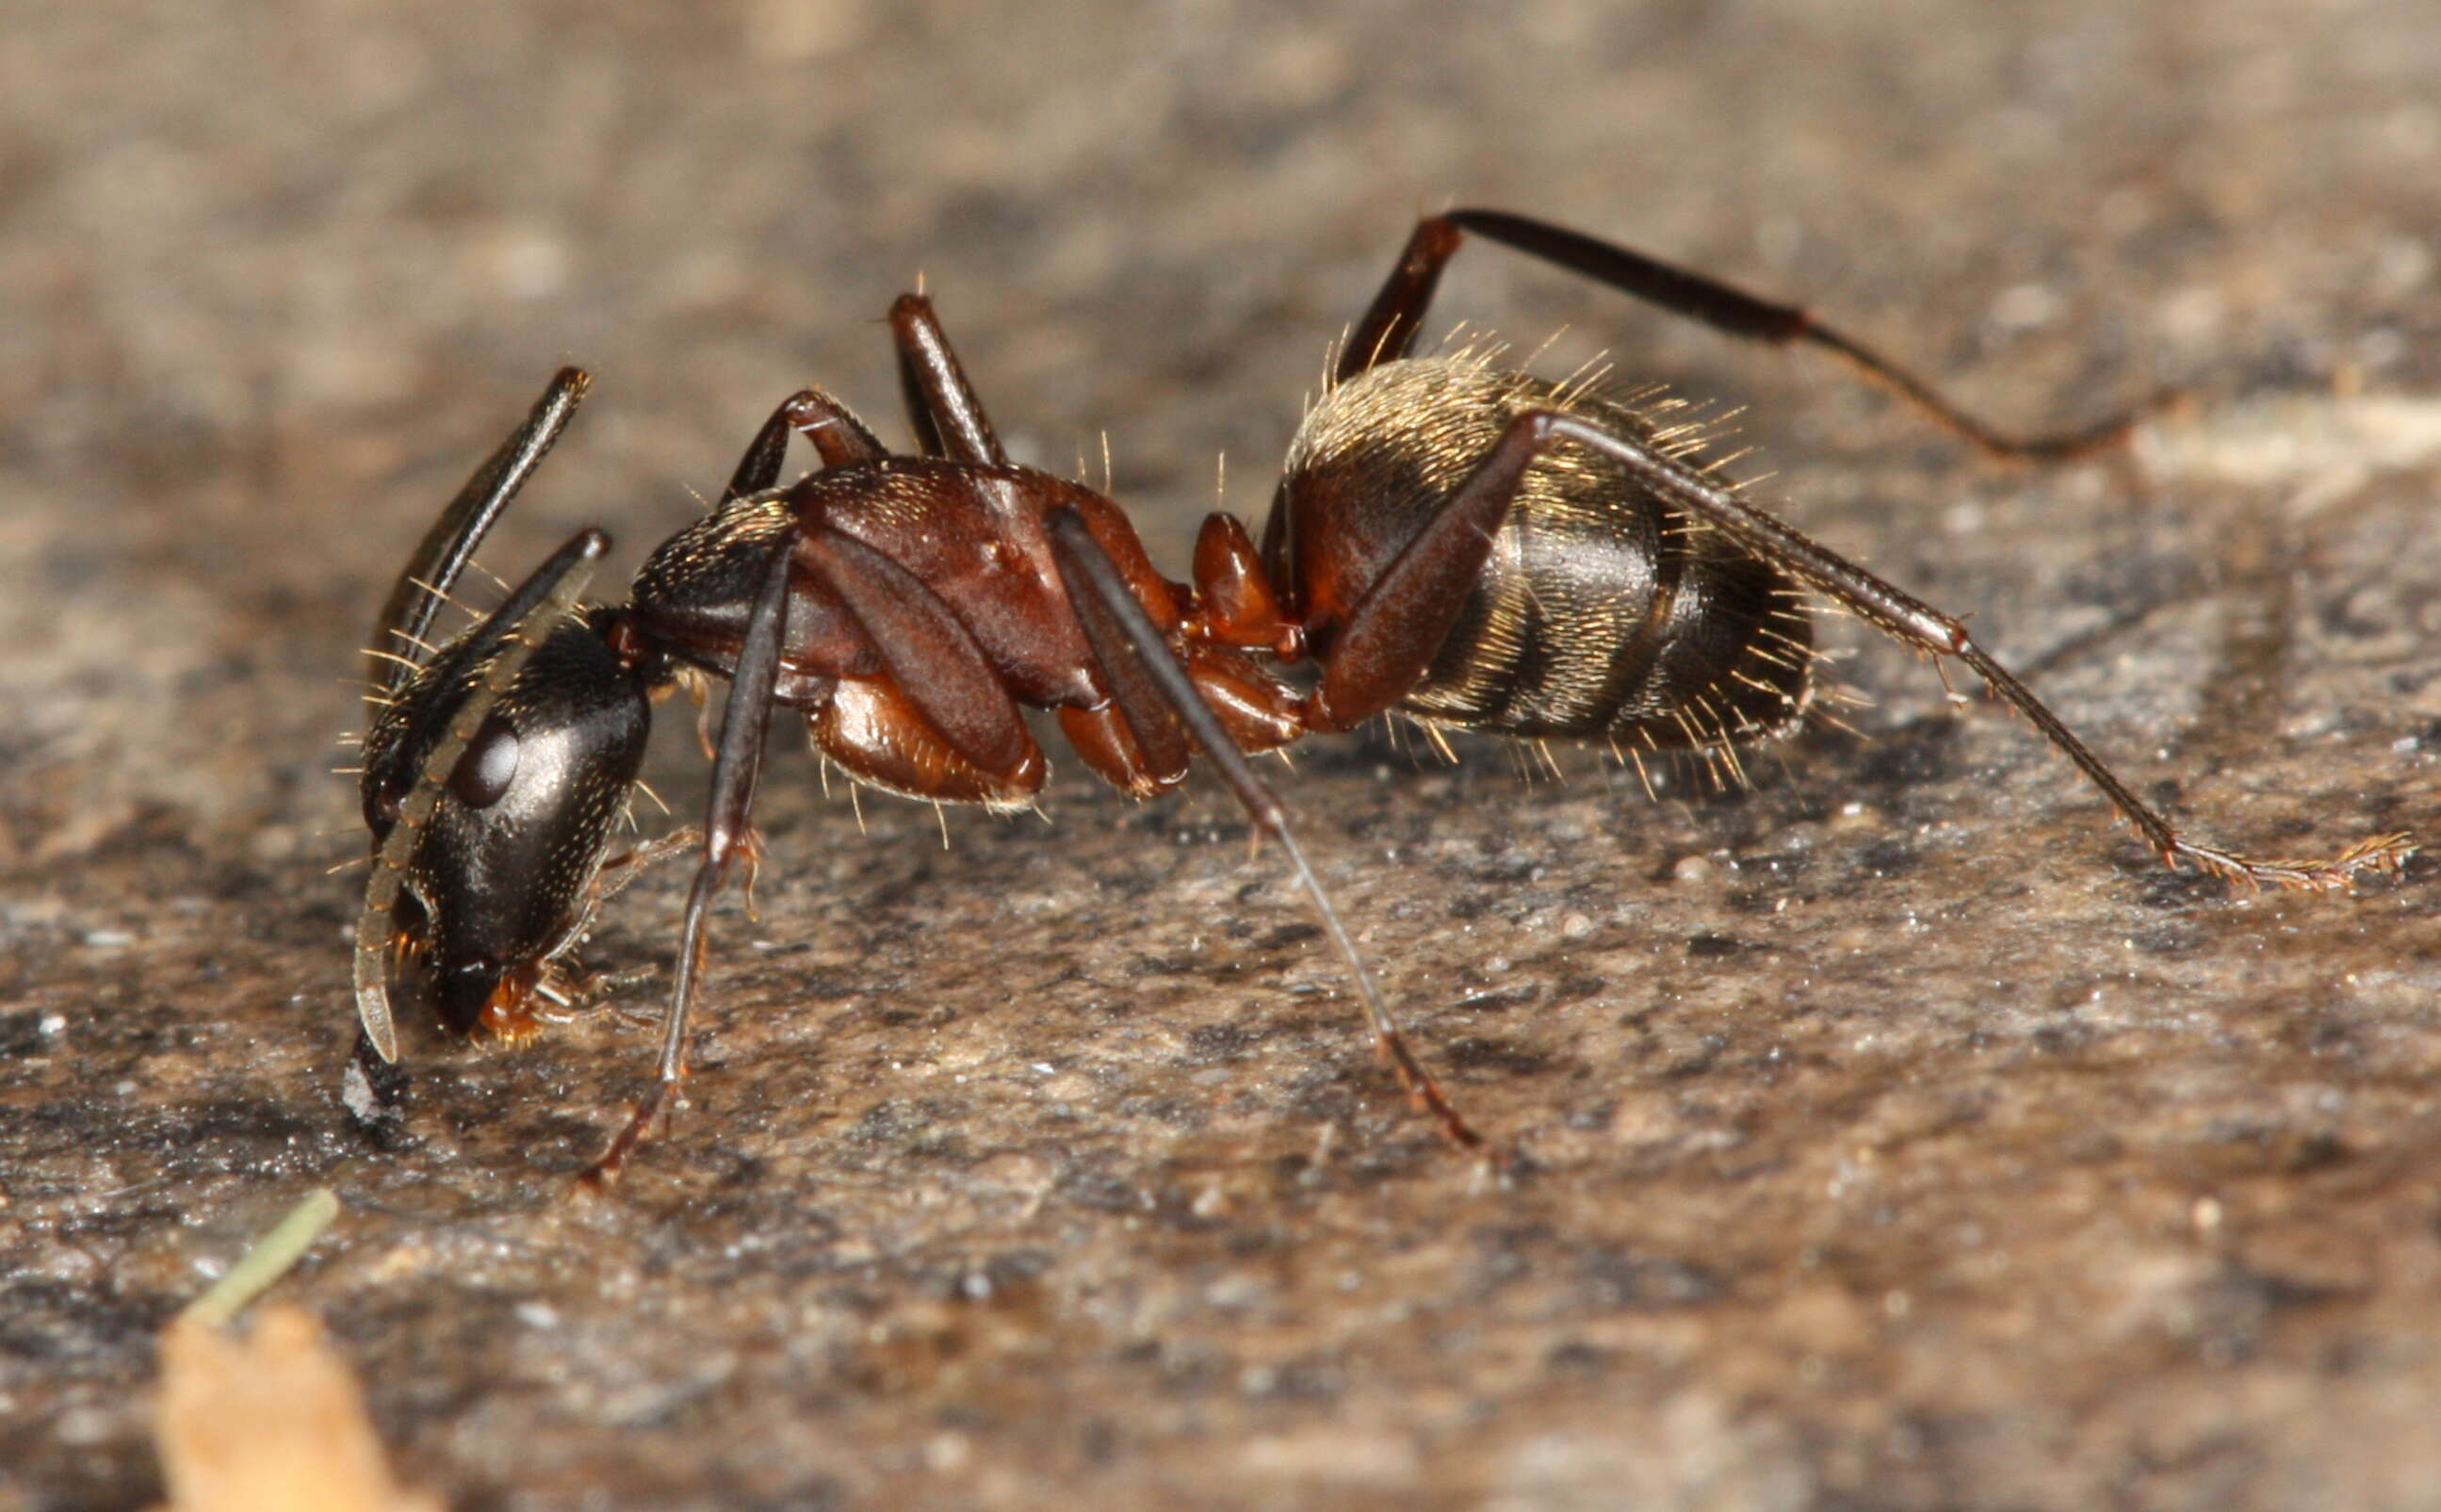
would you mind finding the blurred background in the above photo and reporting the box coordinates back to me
[7,0,2437,849]
[3,2,2437,1507]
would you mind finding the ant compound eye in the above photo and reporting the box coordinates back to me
[448,713,523,809]
[368,778,404,828]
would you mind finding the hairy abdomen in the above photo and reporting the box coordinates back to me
[1279,357,1814,749]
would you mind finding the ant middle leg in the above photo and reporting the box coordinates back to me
[1043,509,1487,1154]
[1343,209,2170,462]
[721,389,888,503]
[703,292,1001,497]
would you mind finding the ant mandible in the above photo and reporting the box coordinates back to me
[351,209,2411,1181]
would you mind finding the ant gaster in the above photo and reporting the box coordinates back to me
[353,210,2411,1180]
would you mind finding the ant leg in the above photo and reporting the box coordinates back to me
[370,368,590,697]
[1343,210,2166,461]
[800,525,1044,785]
[721,390,887,503]
[1339,217,1464,379]
[583,534,794,1186]
[590,828,704,903]
[355,529,612,1063]
[1044,508,1488,1153]
[480,829,709,1041]
[886,295,1078,569]
[545,826,706,994]
[1538,410,2411,888]
[1295,419,1554,733]
[888,293,1009,465]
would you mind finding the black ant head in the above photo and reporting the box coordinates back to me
[350,373,636,1063]
[364,610,653,1036]
[353,496,656,1061]
[362,605,652,1038]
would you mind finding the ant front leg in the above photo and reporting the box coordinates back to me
[722,389,888,502]
[584,532,795,1186]
[1343,210,2169,462]
[1043,509,1488,1155]
[1504,410,2412,890]
[659,393,882,783]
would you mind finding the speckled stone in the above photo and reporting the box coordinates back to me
[4,4,2438,1508]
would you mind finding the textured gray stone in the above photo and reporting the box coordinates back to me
[3,3,2437,1507]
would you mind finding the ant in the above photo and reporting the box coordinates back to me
[351,209,2411,1181]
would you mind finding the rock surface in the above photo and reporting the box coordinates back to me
[3,3,2438,1507]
